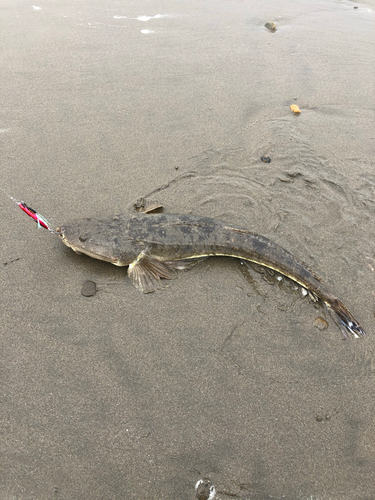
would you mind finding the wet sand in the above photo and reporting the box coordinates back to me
[1,1,375,499]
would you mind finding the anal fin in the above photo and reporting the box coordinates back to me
[163,257,206,271]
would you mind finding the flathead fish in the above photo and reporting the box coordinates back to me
[57,211,366,339]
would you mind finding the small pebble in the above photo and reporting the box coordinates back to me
[195,479,215,500]
[290,104,301,114]
[261,155,271,163]
[134,198,145,210]
[265,22,276,31]
[81,280,97,297]
[313,317,328,331]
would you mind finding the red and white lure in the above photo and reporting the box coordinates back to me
[0,187,61,234]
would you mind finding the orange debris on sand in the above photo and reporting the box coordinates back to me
[290,104,301,113]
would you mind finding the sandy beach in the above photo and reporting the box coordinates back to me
[1,0,375,498]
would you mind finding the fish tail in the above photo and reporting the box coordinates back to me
[326,299,366,338]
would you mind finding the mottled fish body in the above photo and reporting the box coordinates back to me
[57,212,366,338]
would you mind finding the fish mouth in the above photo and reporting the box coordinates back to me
[57,229,115,262]
[57,229,83,255]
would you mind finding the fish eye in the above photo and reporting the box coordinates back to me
[79,234,88,242]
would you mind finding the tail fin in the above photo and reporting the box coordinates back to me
[326,300,366,339]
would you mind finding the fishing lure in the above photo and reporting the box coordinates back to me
[0,187,60,234]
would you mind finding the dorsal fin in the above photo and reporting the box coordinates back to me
[132,198,163,214]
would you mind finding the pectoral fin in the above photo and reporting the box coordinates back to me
[128,254,176,293]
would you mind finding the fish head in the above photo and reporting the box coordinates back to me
[56,215,138,266]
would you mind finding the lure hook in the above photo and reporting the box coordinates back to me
[0,187,61,234]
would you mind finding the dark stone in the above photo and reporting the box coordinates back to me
[81,281,97,297]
